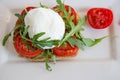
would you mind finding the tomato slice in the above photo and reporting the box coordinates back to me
[52,43,79,57]
[87,8,113,29]
[14,6,79,57]
[14,36,43,58]
[52,5,79,57]
[53,5,78,25]
[21,6,36,16]
[14,6,43,58]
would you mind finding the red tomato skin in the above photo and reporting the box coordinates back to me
[52,43,79,57]
[52,5,79,57]
[14,6,79,58]
[14,6,43,58]
[21,6,36,16]
[14,36,43,58]
[53,5,78,25]
[87,8,113,29]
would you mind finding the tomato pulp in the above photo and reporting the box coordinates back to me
[14,6,43,58]
[14,5,79,57]
[53,43,79,57]
[14,35,43,57]
[52,5,79,56]
[87,8,113,29]
[53,5,78,25]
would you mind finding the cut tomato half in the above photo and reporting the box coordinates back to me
[87,8,113,29]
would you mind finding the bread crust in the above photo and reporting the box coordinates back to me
[19,50,79,62]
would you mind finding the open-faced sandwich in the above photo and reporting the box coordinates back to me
[2,0,113,71]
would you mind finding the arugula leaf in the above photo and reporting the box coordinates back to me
[2,33,11,46]
[15,14,24,24]
[33,52,45,59]
[47,50,56,64]
[57,0,75,30]
[67,37,85,50]
[83,36,107,47]
[23,26,29,37]
[19,30,36,51]
[45,51,52,71]
[20,29,60,49]
[32,32,45,41]
[82,38,94,47]
[38,40,60,47]
[59,16,86,46]
[2,14,24,46]
[40,2,48,8]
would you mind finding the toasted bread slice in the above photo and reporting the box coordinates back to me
[14,12,80,62]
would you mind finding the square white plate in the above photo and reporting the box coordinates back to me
[0,0,120,80]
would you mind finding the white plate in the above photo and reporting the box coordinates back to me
[0,0,120,80]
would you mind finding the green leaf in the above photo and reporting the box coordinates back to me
[90,36,107,47]
[83,36,107,47]
[15,14,24,24]
[32,32,45,41]
[38,40,59,47]
[22,39,36,51]
[20,30,36,51]
[40,2,48,8]
[47,50,56,64]
[67,38,85,50]
[40,37,51,42]
[23,26,29,37]
[82,38,94,47]
[33,52,45,60]
[2,33,11,46]
[59,16,86,46]
[57,0,64,6]
[32,43,43,49]
[45,53,52,71]
[14,24,24,30]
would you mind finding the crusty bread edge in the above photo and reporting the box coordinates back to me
[19,50,79,62]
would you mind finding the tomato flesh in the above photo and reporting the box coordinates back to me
[21,6,36,16]
[53,5,78,25]
[52,5,79,56]
[14,6,79,57]
[87,8,113,29]
[14,6,43,58]
[52,43,79,57]
[14,36,43,58]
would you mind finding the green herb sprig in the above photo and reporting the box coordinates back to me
[56,0,106,49]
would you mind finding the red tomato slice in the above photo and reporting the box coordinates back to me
[14,6,43,58]
[53,5,78,25]
[14,6,79,57]
[21,6,36,16]
[87,8,113,29]
[14,36,43,58]
[52,5,79,57]
[52,43,79,57]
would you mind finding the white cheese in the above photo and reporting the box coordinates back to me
[24,8,65,49]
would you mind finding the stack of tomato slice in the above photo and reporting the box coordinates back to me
[14,5,79,58]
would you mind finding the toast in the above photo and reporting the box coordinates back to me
[13,10,80,62]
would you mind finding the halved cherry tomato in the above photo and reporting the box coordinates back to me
[52,43,79,57]
[87,8,113,29]
[53,5,78,25]
[14,36,43,58]
[14,6,43,58]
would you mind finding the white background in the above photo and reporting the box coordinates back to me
[0,0,120,80]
